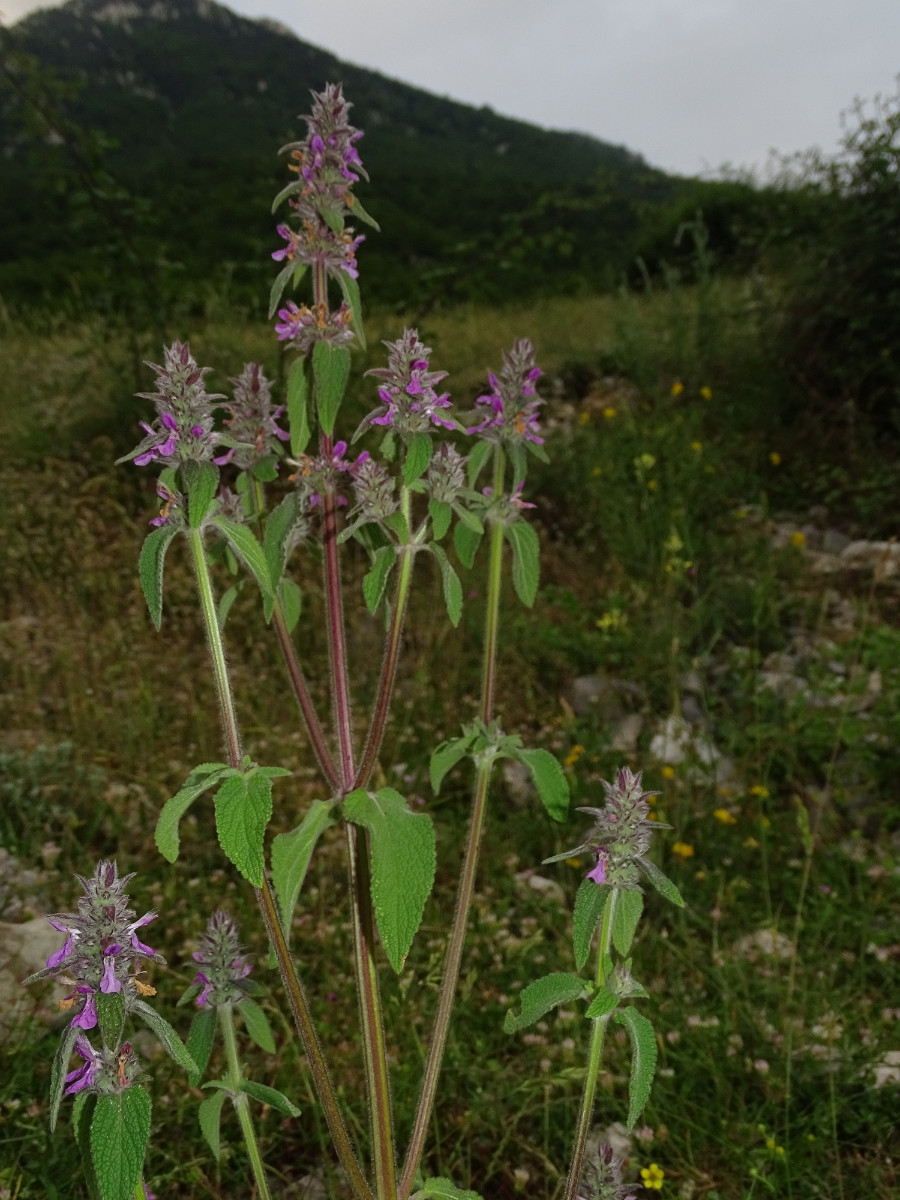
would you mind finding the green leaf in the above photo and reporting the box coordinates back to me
[585,985,619,1019]
[430,730,477,794]
[363,545,396,614]
[508,442,528,488]
[270,180,303,215]
[347,194,381,230]
[615,1007,658,1129]
[454,521,483,570]
[49,1022,78,1132]
[240,1080,301,1116]
[211,517,275,609]
[503,972,590,1034]
[138,524,178,630]
[184,461,219,528]
[72,1092,100,1199]
[321,202,344,234]
[638,857,685,907]
[267,259,295,317]
[286,357,311,456]
[612,889,644,956]
[466,440,493,488]
[430,544,463,627]
[416,1179,483,1200]
[505,520,540,607]
[428,498,452,541]
[312,341,351,436]
[336,270,366,349]
[452,503,484,534]
[251,455,279,483]
[271,799,337,938]
[155,765,231,863]
[279,578,303,633]
[198,1088,227,1160]
[514,748,569,821]
[403,432,433,485]
[237,998,276,1055]
[90,1086,151,1200]
[131,999,199,1076]
[217,583,240,629]
[186,1006,217,1086]
[383,510,409,542]
[572,880,611,971]
[264,492,304,612]
[95,993,125,1049]
[214,774,272,887]
[343,787,437,972]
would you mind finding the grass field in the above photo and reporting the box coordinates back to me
[0,283,898,1200]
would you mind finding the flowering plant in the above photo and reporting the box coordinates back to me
[27,84,683,1200]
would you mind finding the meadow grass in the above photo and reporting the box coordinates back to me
[0,285,897,1199]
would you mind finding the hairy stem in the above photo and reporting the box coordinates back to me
[220,1002,273,1200]
[399,447,506,1198]
[355,485,415,788]
[563,890,619,1200]
[250,478,340,793]
[317,433,396,1198]
[187,527,373,1200]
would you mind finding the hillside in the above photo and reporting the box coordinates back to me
[0,0,684,313]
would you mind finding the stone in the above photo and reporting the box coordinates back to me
[730,929,794,961]
[568,674,643,721]
[822,528,852,555]
[610,713,643,753]
[0,917,70,1031]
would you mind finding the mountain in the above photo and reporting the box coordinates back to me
[0,0,682,314]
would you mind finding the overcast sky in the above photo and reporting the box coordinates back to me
[2,0,897,176]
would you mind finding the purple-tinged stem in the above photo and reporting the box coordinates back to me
[312,264,396,1200]
[250,478,341,794]
[355,486,415,789]
[188,526,373,1200]
[398,447,507,1198]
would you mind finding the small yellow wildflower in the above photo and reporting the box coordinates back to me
[743,836,760,849]
[672,842,695,858]
[661,765,676,779]
[635,452,656,472]
[647,479,658,491]
[671,380,684,397]
[640,1163,665,1190]
[749,785,770,799]
[791,531,806,548]
[592,466,602,477]
[596,609,628,632]
[603,406,616,419]
[769,451,782,466]
[694,869,707,880]
[563,744,585,770]
[578,410,591,427]
[713,808,737,825]
[700,385,713,400]
[760,816,771,829]
[691,441,703,452]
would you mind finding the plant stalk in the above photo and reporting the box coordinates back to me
[250,478,340,793]
[220,1002,273,1200]
[355,485,415,788]
[562,889,619,1200]
[398,447,506,1198]
[187,526,374,1200]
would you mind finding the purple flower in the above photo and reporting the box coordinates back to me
[270,85,368,289]
[275,300,356,351]
[586,849,607,885]
[119,342,224,470]
[71,987,97,1030]
[363,330,455,436]
[215,363,289,470]
[64,1034,102,1095]
[467,338,544,446]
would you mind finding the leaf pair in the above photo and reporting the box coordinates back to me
[155,760,290,887]
[430,726,569,822]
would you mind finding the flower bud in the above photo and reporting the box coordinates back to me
[364,329,454,435]
[426,443,467,504]
[123,342,224,469]
[214,363,288,469]
[468,338,544,446]
[191,910,254,1008]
